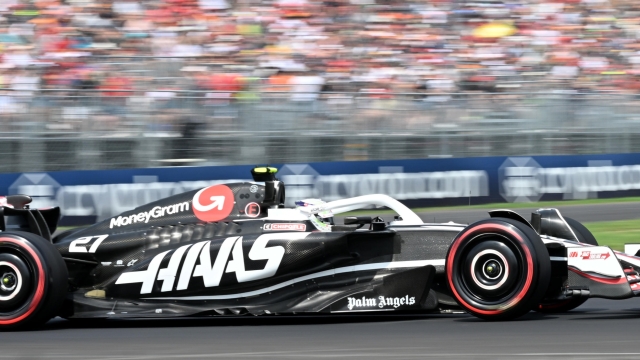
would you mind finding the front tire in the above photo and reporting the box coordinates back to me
[564,217,598,246]
[446,218,550,320]
[0,232,68,330]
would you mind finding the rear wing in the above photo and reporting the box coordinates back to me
[0,195,60,241]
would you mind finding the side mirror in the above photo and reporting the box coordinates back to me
[5,195,32,210]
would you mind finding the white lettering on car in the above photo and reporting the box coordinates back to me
[347,295,416,310]
[109,202,190,228]
[116,233,309,294]
[69,235,109,253]
[264,223,306,231]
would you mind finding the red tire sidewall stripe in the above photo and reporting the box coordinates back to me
[446,223,534,315]
[0,237,46,325]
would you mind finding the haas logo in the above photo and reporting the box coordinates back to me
[116,233,309,294]
[192,185,235,222]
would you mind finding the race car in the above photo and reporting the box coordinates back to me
[1,167,639,329]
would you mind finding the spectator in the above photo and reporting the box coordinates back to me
[2,0,640,117]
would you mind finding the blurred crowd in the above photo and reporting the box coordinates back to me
[2,0,640,101]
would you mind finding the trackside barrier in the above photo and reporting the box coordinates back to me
[0,153,639,226]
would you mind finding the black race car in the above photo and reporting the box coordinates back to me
[1,167,640,329]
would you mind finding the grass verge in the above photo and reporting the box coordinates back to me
[584,219,640,251]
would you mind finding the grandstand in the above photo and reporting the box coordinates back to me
[1,0,640,171]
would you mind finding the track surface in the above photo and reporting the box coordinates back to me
[6,202,640,360]
[5,299,640,359]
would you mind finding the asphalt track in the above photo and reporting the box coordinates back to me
[5,202,640,360]
[5,299,640,360]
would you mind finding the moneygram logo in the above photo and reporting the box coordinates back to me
[110,202,190,228]
[192,184,235,222]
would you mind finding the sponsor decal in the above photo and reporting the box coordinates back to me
[315,171,489,203]
[245,202,261,218]
[116,233,309,294]
[127,259,139,267]
[250,185,259,193]
[347,295,416,310]
[263,223,306,232]
[499,157,543,203]
[101,262,112,266]
[572,251,610,260]
[115,260,125,267]
[110,202,190,229]
[280,164,489,206]
[499,157,640,202]
[192,185,235,222]
[69,235,109,253]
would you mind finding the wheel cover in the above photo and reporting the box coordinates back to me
[0,261,23,300]
[462,241,520,301]
[447,223,535,316]
[458,242,522,303]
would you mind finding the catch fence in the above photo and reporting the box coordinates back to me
[1,89,639,172]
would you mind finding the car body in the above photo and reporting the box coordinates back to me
[1,167,639,329]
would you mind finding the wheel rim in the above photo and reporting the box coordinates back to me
[0,253,33,314]
[0,263,22,299]
[460,239,523,303]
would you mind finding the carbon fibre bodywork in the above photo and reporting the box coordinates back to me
[52,182,451,319]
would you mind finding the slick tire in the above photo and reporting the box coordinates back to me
[0,231,68,330]
[564,217,598,246]
[446,218,551,321]
[534,217,594,313]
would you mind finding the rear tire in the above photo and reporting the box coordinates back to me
[0,231,68,330]
[52,227,87,244]
[446,218,551,320]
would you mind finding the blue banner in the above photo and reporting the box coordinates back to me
[1,153,639,226]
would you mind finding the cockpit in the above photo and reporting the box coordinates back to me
[250,166,424,232]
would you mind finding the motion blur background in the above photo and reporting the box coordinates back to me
[2,0,640,171]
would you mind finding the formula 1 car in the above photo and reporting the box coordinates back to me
[1,167,640,329]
